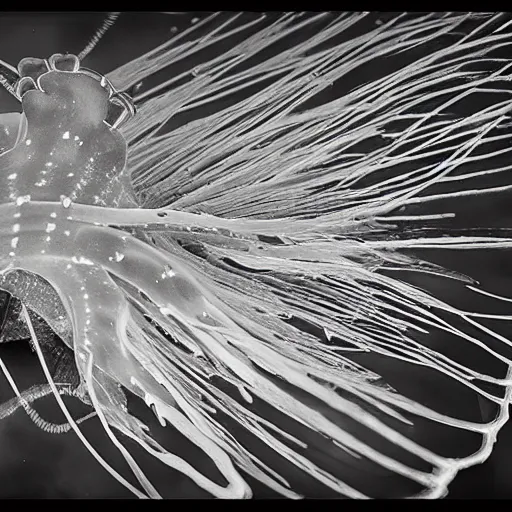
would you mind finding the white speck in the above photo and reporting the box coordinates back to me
[41,170,47,175]
[13,212,20,218]
[45,223,56,233]
[10,237,18,249]
[8,252,15,257]
[25,139,31,146]
[35,179,47,187]
[50,212,57,218]
[45,236,51,242]
[40,249,45,254]
[45,162,52,167]
[79,141,83,146]
[64,230,70,236]
[66,263,72,269]
[71,256,93,266]
[15,195,30,206]
[74,135,80,141]
[7,173,16,180]
[12,224,20,233]
[86,319,91,325]
[67,173,74,177]
[114,251,124,262]
[62,131,70,139]
[83,293,89,299]
[61,196,72,208]
[85,308,91,314]
[161,265,175,279]
[89,157,94,163]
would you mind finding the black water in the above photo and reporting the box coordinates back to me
[0,11,510,499]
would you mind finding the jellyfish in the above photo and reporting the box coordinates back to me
[0,11,512,499]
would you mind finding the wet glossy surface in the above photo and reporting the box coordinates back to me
[0,12,512,499]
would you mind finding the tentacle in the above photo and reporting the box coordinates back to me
[20,301,149,499]
[67,223,512,496]
[65,265,251,499]
[11,255,251,499]
[0,380,96,434]
[3,206,512,497]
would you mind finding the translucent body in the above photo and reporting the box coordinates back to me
[0,61,250,498]
[1,13,512,500]
[0,70,136,206]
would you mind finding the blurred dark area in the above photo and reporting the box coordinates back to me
[0,11,511,499]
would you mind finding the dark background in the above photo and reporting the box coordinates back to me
[0,11,511,499]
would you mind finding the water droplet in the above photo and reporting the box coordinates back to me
[163,265,175,278]
[61,196,72,208]
[15,195,31,206]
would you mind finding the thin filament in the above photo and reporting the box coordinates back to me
[21,304,149,499]
[78,12,121,62]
